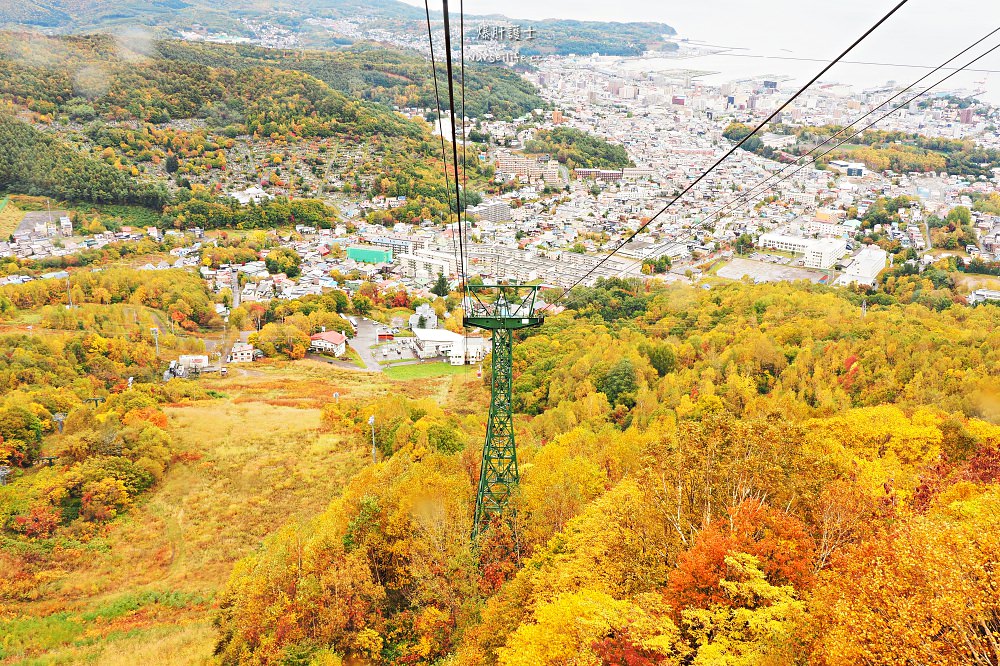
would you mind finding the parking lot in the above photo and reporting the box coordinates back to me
[746,251,801,266]
[717,257,830,284]
[375,338,419,363]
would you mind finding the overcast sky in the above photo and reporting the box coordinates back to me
[401,0,1000,97]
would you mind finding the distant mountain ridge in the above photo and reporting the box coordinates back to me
[0,0,676,56]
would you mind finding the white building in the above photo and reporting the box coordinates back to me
[759,233,846,269]
[411,328,487,365]
[968,289,1000,305]
[229,186,274,205]
[496,151,542,180]
[542,160,564,185]
[835,246,888,288]
[804,238,848,269]
[828,160,867,177]
[178,355,210,370]
[397,251,454,279]
[309,331,347,357]
[622,167,655,180]
[408,303,438,330]
[229,342,255,363]
[468,200,512,222]
[760,133,797,149]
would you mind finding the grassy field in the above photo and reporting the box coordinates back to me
[955,272,1000,293]
[384,362,474,381]
[0,359,468,664]
[0,197,24,238]
[0,358,478,664]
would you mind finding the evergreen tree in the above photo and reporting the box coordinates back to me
[431,274,450,297]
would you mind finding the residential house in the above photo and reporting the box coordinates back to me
[309,331,347,357]
[229,342,255,363]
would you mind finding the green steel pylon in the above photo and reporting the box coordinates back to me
[464,284,544,539]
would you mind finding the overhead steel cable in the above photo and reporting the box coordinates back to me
[459,0,472,360]
[701,51,1000,75]
[459,0,470,252]
[640,34,1000,266]
[441,0,469,292]
[423,0,463,291]
[694,25,1000,238]
[539,0,911,308]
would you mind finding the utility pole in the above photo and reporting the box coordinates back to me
[151,327,160,357]
[465,283,544,539]
[368,414,376,464]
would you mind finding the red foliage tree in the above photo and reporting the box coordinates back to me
[12,504,62,538]
[664,501,815,613]
[477,518,521,595]
[592,633,662,666]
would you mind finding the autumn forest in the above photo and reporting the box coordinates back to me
[0,272,997,665]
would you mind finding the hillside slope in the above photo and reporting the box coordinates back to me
[2,277,998,664]
[0,0,676,56]
[210,279,1000,665]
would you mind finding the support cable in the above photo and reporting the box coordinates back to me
[459,0,472,361]
[441,0,469,291]
[423,0,462,291]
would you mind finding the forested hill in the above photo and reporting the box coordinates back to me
[524,127,634,170]
[0,0,676,57]
[0,32,544,123]
[212,278,1000,665]
[0,32,503,210]
[0,113,169,206]
[154,41,545,121]
[0,33,422,136]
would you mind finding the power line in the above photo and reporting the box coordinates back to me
[459,0,472,360]
[644,33,1000,265]
[540,0,911,308]
[460,0,469,237]
[440,0,469,290]
[701,50,1000,76]
[423,0,462,292]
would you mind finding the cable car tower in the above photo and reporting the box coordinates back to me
[465,283,544,538]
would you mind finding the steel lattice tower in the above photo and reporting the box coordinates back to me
[465,284,543,539]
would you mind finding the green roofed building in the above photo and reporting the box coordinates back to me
[347,246,392,264]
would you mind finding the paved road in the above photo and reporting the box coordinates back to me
[348,318,383,372]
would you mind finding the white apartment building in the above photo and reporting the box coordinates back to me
[805,238,848,269]
[397,250,456,279]
[622,167,655,180]
[543,160,564,185]
[759,233,846,269]
[803,219,856,238]
[835,246,888,288]
[468,200,512,222]
[496,151,542,180]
